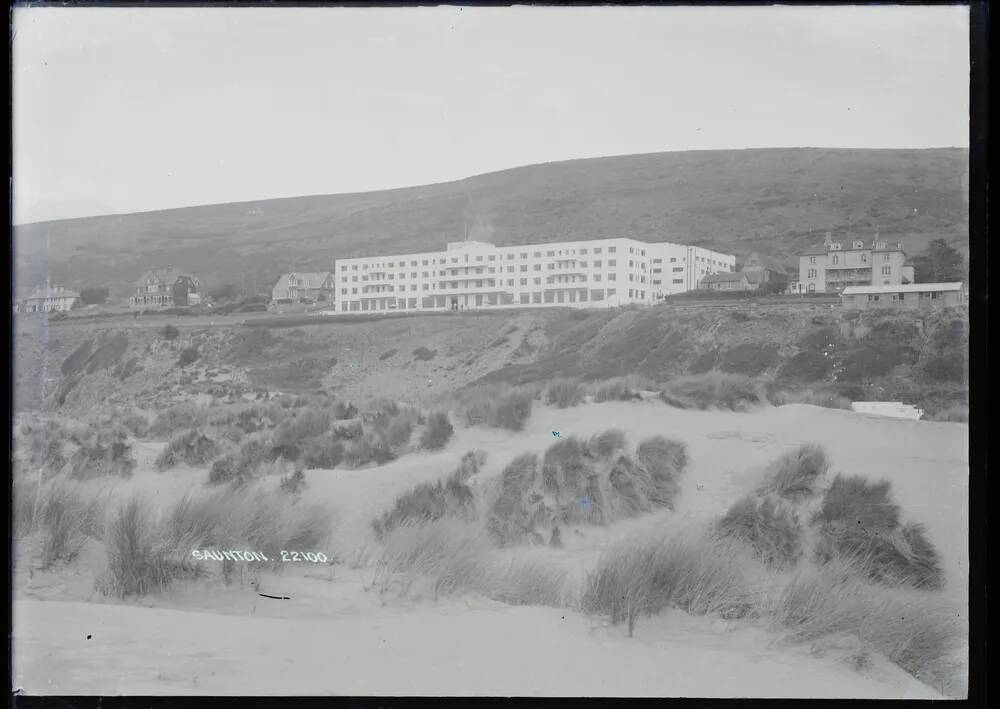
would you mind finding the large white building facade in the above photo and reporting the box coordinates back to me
[332,238,735,314]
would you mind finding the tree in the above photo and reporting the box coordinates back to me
[911,239,967,283]
[79,286,109,305]
[208,283,238,302]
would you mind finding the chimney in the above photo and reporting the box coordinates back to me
[823,231,833,247]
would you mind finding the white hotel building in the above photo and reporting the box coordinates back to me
[332,237,735,314]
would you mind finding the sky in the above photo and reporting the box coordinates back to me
[12,4,970,225]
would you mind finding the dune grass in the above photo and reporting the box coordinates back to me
[420,411,454,450]
[460,384,537,431]
[756,444,829,500]
[716,495,803,569]
[14,477,108,569]
[660,372,766,412]
[156,428,222,470]
[545,378,586,408]
[592,376,650,403]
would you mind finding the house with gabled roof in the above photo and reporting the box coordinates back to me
[16,285,81,313]
[271,272,334,303]
[129,268,200,308]
[796,232,914,294]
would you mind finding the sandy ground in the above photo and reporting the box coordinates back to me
[12,402,968,696]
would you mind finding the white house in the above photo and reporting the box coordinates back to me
[17,285,81,313]
[332,237,735,314]
[271,272,334,303]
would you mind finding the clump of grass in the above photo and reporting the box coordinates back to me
[361,397,400,426]
[593,376,645,403]
[177,346,200,367]
[279,469,307,495]
[155,428,222,470]
[121,412,150,438]
[377,412,414,452]
[14,479,107,569]
[299,436,345,469]
[660,373,766,412]
[545,378,585,408]
[343,428,395,468]
[207,435,272,485]
[420,411,454,450]
[66,426,136,479]
[634,436,688,509]
[716,495,802,569]
[757,444,829,500]
[412,346,436,361]
[486,453,540,545]
[586,429,627,459]
[811,474,943,589]
[150,402,208,438]
[270,408,332,460]
[462,387,535,431]
[372,451,483,539]
[162,324,180,341]
[581,529,753,636]
[759,557,965,695]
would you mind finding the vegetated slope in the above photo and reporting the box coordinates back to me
[14,148,968,297]
[16,302,968,418]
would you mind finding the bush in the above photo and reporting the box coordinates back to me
[586,429,627,460]
[719,343,779,376]
[420,411,454,450]
[66,426,136,479]
[661,373,765,412]
[463,388,534,431]
[18,480,107,569]
[486,453,540,545]
[379,349,397,361]
[121,412,150,438]
[162,324,180,341]
[270,408,332,459]
[343,429,395,468]
[545,378,585,408]
[379,413,414,452]
[208,436,272,485]
[775,351,833,384]
[177,347,200,367]
[716,495,802,569]
[757,444,829,499]
[156,428,221,470]
[300,436,345,469]
[581,529,753,636]
[412,346,436,361]
[150,402,206,438]
[372,452,480,539]
[333,420,364,441]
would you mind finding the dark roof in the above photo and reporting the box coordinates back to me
[701,271,748,284]
[136,268,198,287]
[800,238,906,257]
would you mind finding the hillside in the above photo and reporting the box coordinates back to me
[15,303,968,419]
[13,148,968,298]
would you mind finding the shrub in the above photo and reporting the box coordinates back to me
[379,413,414,452]
[333,420,364,441]
[156,428,221,470]
[270,408,332,459]
[661,373,765,412]
[757,444,829,499]
[731,311,750,322]
[581,529,753,636]
[775,351,833,384]
[280,469,307,495]
[162,324,180,341]
[300,436,345,469]
[208,435,271,485]
[491,390,534,431]
[360,397,401,426]
[372,454,480,539]
[813,521,944,590]
[412,346,436,361]
[716,495,802,569]
[719,343,779,376]
[545,378,585,408]
[379,349,397,361]
[150,402,206,438]
[121,412,150,438]
[343,429,395,468]
[178,347,200,367]
[420,411,454,450]
[66,427,136,479]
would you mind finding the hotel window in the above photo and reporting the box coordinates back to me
[609,259,617,267]
[672,278,683,284]
[594,260,602,267]
[808,269,817,278]
[451,258,458,263]
[533,251,541,258]
[641,276,646,284]
[607,288,617,296]
[423,284,429,291]
[594,274,602,282]
[422,260,428,266]
[362,264,368,269]
[352,288,358,294]
[547,250,555,257]
[629,289,634,297]
[399,273,406,279]
[507,279,515,286]
[861,254,868,263]
[629,274,634,282]
[809,257,816,265]
[608,247,617,253]
[341,265,347,271]
[669,257,676,263]
[362,276,369,282]
[520,252,528,259]
[608,273,617,281]
[547,264,555,270]
[503,266,511,273]
[422,272,428,278]
[507,254,515,260]
[476,256,483,262]
[520,278,527,286]
[832,255,839,264]
[580,248,588,255]
[351,276,358,282]
[488,255,495,261]
[580,260,588,267]
[881,265,891,275]
[641,250,646,256]
[629,260,634,267]
[534,278,541,285]
[594,247,602,254]
[520,265,528,272]
[672,267,683,273]
[488,268,495,274]
[534,264,541,271]
[341,288,348,295]
[883,254,891,261]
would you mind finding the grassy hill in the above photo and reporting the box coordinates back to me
[13,147,968,298]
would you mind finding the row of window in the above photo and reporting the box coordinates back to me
[339,273,626,295]
[339,246,626,271]
[338,288,628,311]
